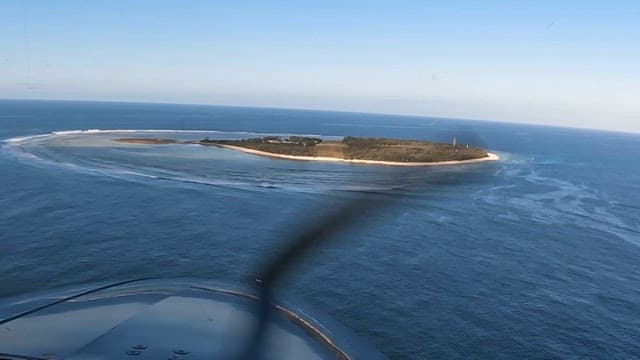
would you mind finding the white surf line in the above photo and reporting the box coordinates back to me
[4,129,330,144]
[4,130,500,167]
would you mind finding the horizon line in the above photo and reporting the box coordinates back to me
[1,97,638,136]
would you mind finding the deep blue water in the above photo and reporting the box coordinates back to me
[1,100,640,359]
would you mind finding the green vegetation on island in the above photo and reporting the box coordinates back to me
[201,136,322,156]
[115,135,491,163]
[200,136,489,162]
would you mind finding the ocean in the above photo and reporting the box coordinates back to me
[1,99,639,359]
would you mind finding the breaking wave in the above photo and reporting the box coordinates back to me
[2,129,435,193]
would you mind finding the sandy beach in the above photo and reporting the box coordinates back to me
[214,144,500,166]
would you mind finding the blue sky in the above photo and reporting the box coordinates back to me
[1,1,639,132]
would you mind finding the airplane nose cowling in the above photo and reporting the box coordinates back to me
[0,279,385,360]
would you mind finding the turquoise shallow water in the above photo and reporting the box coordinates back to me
[1,100,640,359]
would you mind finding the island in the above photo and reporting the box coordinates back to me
[115,136,499,166]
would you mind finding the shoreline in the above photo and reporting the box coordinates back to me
[212,143,500,166]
